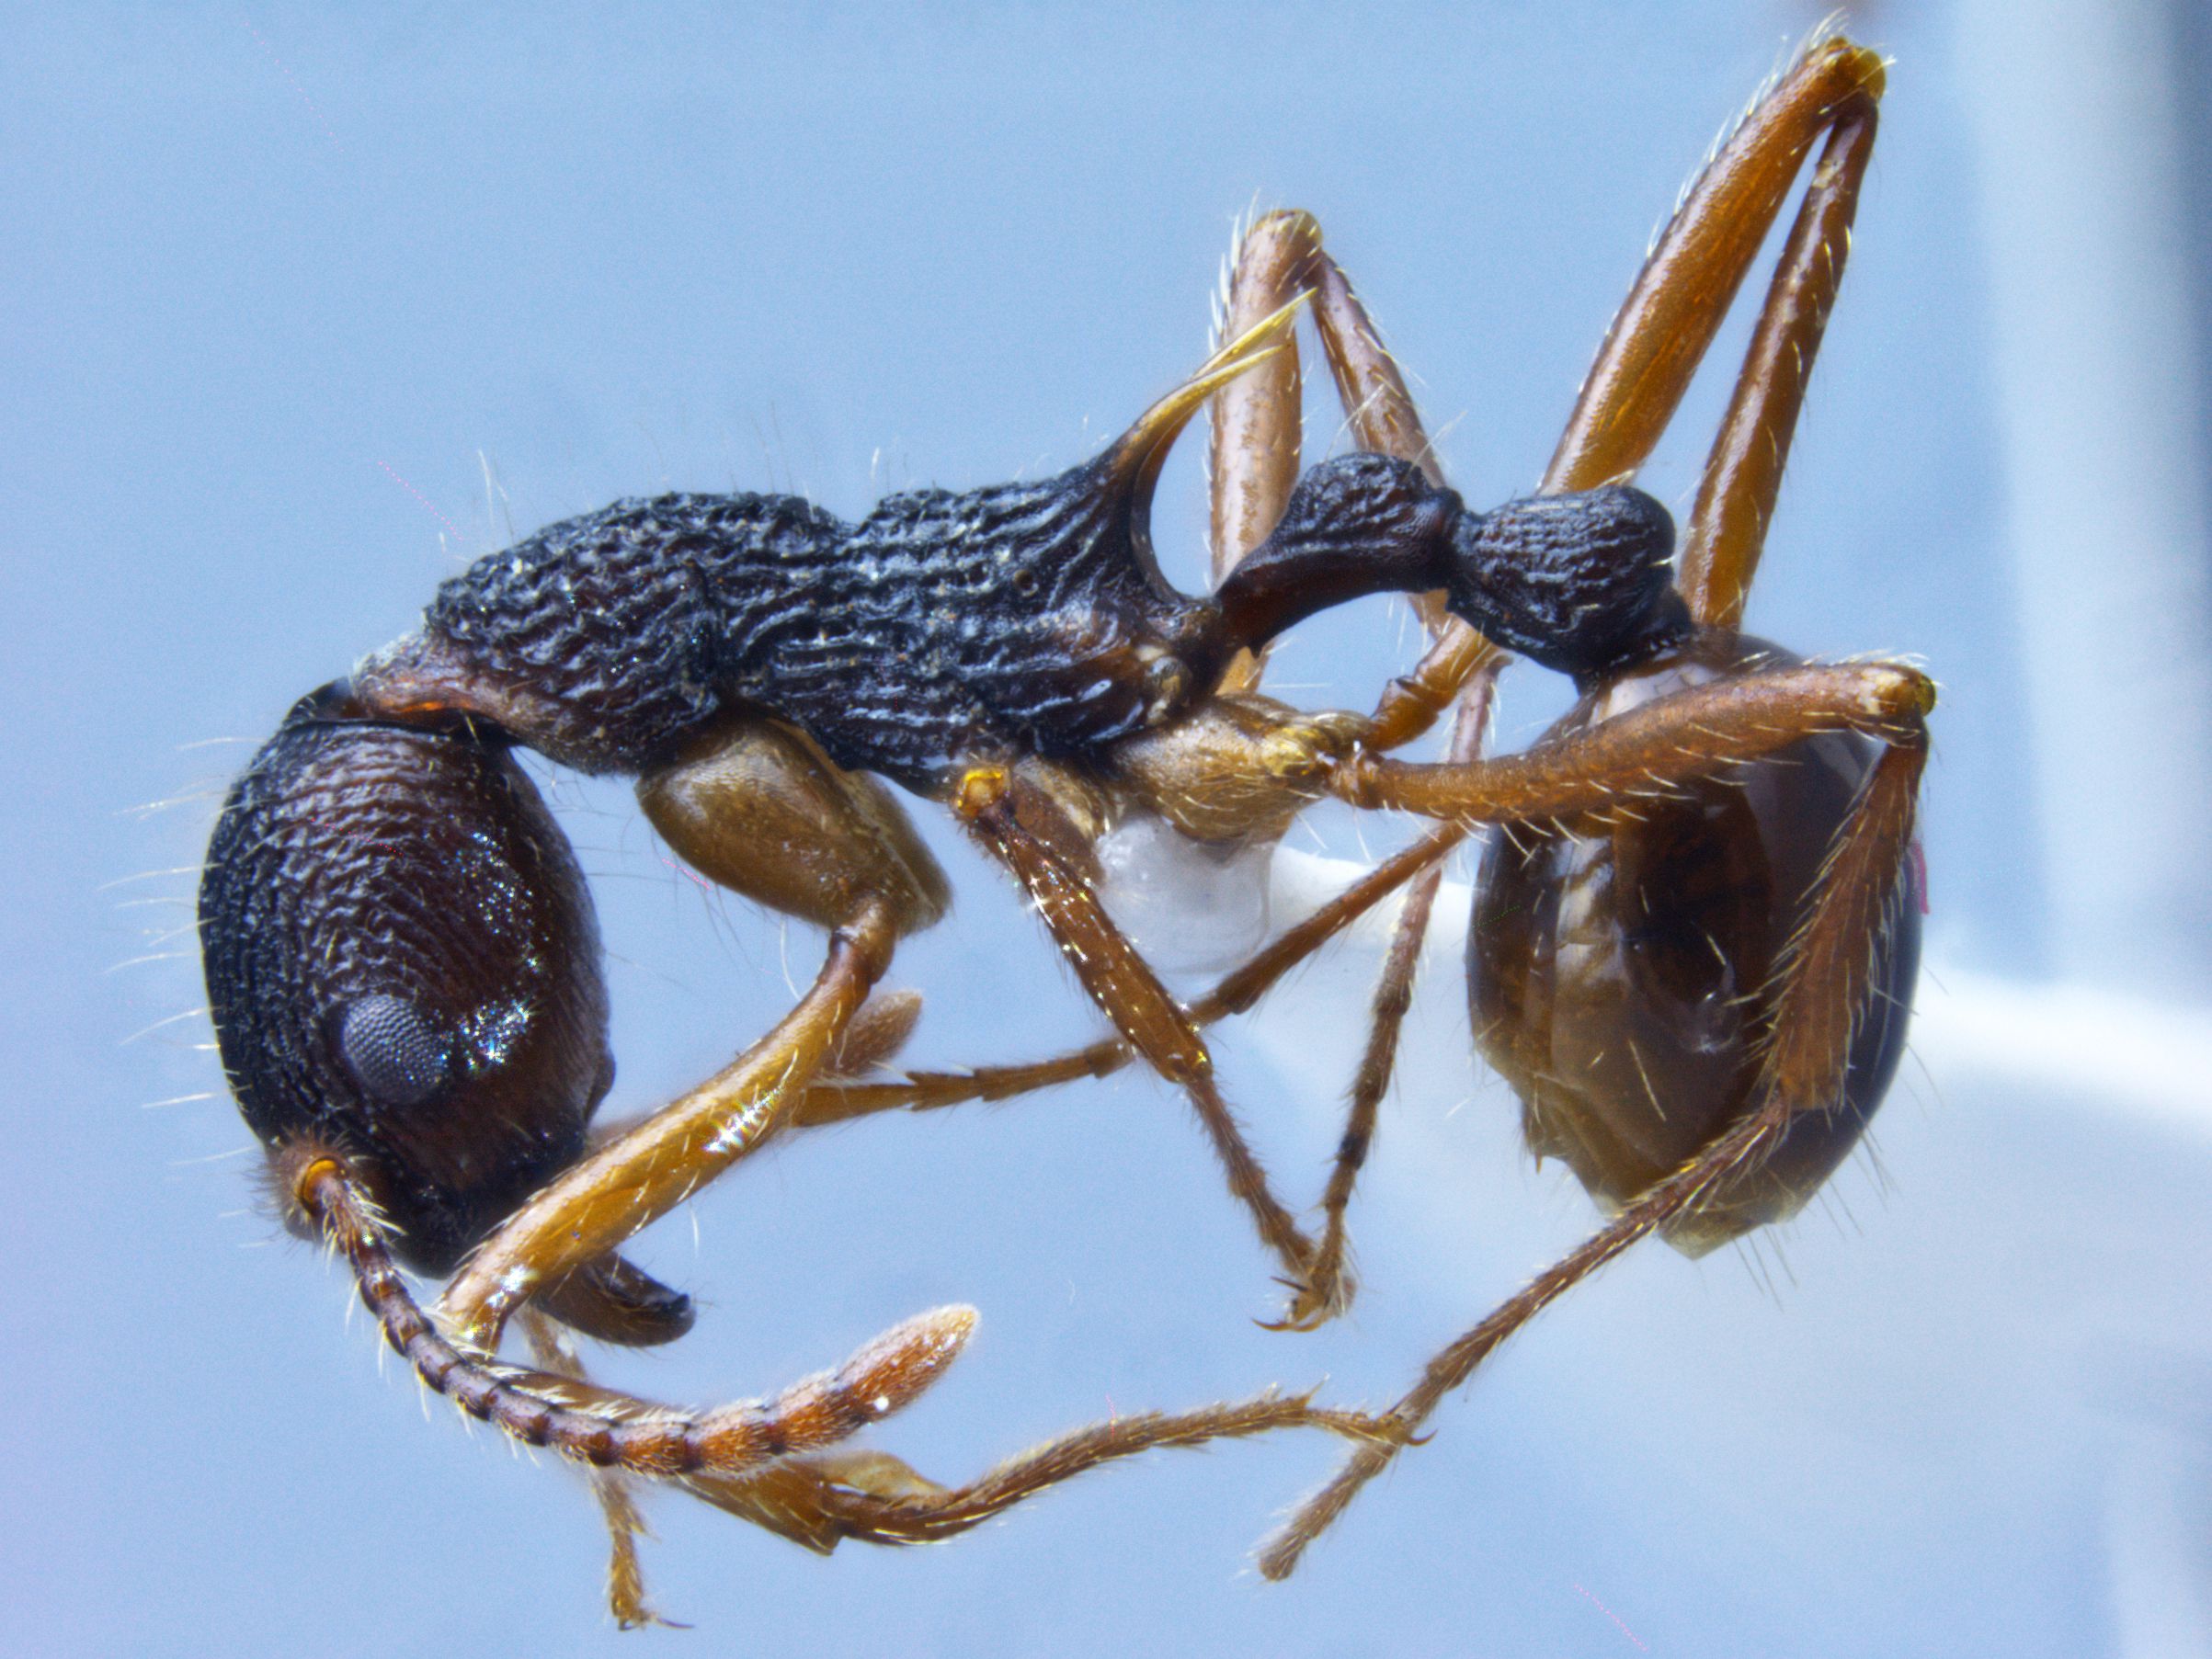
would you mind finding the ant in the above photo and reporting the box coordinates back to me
[198,29,1925,1615]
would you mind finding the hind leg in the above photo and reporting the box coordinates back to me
[1203,208,1511,1324]
[1259,34,1901,1577]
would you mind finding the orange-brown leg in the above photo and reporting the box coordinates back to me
[519,1311,671,1631]
[674,1391,1385,1551]
[506,1306,1378,1616]
[789,819,1467,1127]
[1548,40,1883,489]
[1336,663,1932,824]
[1675,47,1882,628]
[1260,733,1925,1576]
[1259,31,1908,1574]
[1214,207,1499,712]
[439,711,948,1349]
[502,1356,1382,1559]
[1272,676,1498,1330]
[439,896,902,1348]
[1210,210,1446,578]
[952,762,1317,1281]
[1208,211,1509,1324]
[1370,33,1885,746]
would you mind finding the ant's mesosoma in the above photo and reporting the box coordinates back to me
[197,33,1925,1615]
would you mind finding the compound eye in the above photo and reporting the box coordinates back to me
[335,994,455,1110]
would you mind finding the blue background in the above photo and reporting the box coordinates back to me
[10,5,2211,1655]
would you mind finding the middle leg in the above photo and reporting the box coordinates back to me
[794,215,1502,1317]
[1207,210,1505,1324]
[952,760,1318,1283]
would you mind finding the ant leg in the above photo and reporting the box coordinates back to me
[493,1348,1385,1556]
[791,820,1465,1126]
[439,901,897,1347]
[1333,661,1933,824]
[1209,213,1311,625]
[1675,49,1879,628]
[1264,660,1933,1570]
[1211,210,1444,552]
[676,1389,1386,1548]
[1369,33,1886,748]
[1548,35,1884,492]
[951,762,1317,1284]
[1212,210,1500,726]
[519,1311,670,1631]
[1210,210,1454,672]
[1209,210,1510,1324]
[441,713,946,1349]
[1275,670,1499,1330]
[1260,731,1926,1578]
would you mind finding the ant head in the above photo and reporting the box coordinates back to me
[1444,486,1693,684]
[200,707,611,1274]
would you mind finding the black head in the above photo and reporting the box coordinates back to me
[1443,485,1692,684]
[200,696,611,1274]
